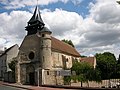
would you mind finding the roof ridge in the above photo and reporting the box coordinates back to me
[52,36,75,49]
[51,37,80,57]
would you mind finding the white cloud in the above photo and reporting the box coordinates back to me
[0,0,69,9]
[0,10,32,49]
[71,0,83,6]
[79,0,120,57]
[0,0,120,58]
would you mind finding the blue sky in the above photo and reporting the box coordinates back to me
[0,0,120,57]
[0,0,94,17]
[42,0,95,18]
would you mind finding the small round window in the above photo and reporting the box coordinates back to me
[28,52,35,60]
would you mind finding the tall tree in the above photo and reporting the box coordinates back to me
[117,1,120,4]
[8,59,16,72]
[71,62,101,87]
[117,54,120,64]
[95,52,116,79]
[62,39,75,47]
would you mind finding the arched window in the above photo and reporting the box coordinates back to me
[28,51,35,60]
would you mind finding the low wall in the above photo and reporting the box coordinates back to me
[71,79,120,88]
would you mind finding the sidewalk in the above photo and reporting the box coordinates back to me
[0,81,64,90]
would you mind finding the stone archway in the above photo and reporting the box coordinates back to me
[26,65,35,85]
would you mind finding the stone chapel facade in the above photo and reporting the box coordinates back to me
[15,6,80,85]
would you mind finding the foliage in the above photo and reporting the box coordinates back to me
[8,59,16,72]
[62,39,74,47]
[64,76,71,85]
[114,64,120,78]
[95,52,116,79]
[117,1,120,4]
[71,61,101,86]
[80,55,87,58]
[117,54,120,64]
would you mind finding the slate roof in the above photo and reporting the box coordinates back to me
[28,6,44,25]
[51,37,80,57]
[81,57,96,66]
[40,27,52,33]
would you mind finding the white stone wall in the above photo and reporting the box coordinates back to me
[52,51,79,69]
[52,52,63,68]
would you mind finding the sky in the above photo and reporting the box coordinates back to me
[0,0,120,58]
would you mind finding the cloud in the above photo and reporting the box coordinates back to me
[0,0,120,58]
[42,9,83,36]
[0,10,32,48]
[90,0,120,24]
[79,0,120,57]
[0,0,69,9]
[71,0,83,6]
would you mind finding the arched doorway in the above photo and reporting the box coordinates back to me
[26,65,35,85]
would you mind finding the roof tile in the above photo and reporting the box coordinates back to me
[51,37,80,57]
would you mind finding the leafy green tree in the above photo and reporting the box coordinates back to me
[117,1,120,4]
[8,59,16,72]
[71,62,101,87]
[95,52,116,79]
[117,54,120,64]
[80,55,87,58]
[64,76,71,85]
[62,39,74,47]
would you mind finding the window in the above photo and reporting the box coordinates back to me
[42,56,45,63]
[47,71,49,75]
[66,58,68,62]
[42,34,45,37]
[28,51,35,60]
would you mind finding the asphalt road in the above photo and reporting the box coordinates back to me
[0,84,27,90]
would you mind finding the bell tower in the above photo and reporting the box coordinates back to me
[16,5,52,85]
[25,6,45,35]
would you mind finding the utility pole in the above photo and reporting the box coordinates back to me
[37,69,39,87]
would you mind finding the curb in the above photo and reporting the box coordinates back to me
[1,82,31,90]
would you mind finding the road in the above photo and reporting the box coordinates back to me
[0,84,26,90]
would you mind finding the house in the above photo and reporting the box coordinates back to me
[15,6,80,85]
[0,44,19,82]
[80,57,96,68]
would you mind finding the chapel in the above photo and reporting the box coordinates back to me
[15,5,80,85]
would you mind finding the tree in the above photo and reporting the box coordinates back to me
[115,54,120,78]
[117,1,120,4]
[62,39,74,47]
[71,62,101,87]
[64,76,71,85]
[8,59,16,72]
[117,54,120,64]
[80,55,87,58]
[95,52,116,79]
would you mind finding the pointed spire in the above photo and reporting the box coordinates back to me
[28,6,44,25]
[25,5,45,35]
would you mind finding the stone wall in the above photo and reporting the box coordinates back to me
[71,79,120,88]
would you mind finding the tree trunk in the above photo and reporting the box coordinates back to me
[81,81,83,87]
[87,81,89,87]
